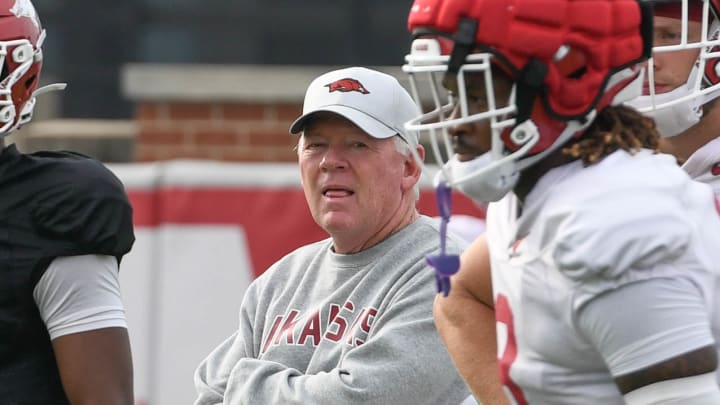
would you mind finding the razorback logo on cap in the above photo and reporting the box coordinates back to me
[712,162,720,176]
[324,78,370,94]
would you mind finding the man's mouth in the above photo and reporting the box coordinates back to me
[322,186,354,197]
[454,151,480,162]
[643,82,671,95]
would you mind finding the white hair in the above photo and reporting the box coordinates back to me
[392,135,421,202]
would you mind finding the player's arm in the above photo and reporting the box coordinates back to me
[433,234,509,405]
[577,277,720,405]
[52,328,134,405]
[34,255,134,405]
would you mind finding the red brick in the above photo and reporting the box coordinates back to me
[136,127,185,145]
[168,103,213,120]
[190,128,242,146]
[272,103,303,122]
[215,146,263,162]
[221,103,267,121]
[134,146,153,162]
[246,127,296,148]
[135,145,171,162]
[136,103,161,121]
[264,146,300,162]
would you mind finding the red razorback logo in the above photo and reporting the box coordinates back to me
[325,78,370,94]
[712,162,720,176]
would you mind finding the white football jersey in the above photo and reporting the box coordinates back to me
[683,136,720,197]
[485,150,720,404]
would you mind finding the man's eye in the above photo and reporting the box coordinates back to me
[467,94,488,104]
[351,142,368,148]
[655,31,682,45]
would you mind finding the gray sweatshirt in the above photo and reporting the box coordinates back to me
[194,215,470,405]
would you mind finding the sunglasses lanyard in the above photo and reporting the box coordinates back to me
[426,182,461,297]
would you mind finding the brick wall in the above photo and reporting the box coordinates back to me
[122,64,408,163]
[134,101,302,162]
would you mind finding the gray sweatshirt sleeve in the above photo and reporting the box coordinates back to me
[217,270,466,405]
[194,220,469,405]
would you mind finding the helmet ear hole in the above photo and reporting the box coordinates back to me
[25,74,36,90]
[553,47,588,79]
[0,105,14,123]
[12,44,33,64]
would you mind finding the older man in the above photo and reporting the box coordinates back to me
[193,67,469,405]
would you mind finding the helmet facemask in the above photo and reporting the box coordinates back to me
[0,31,44,136]
[404,36,532,202]
[627,0,720,137]
[403,0,651,204]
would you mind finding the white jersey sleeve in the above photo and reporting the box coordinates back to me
[577,277,715,377]
[33,254,128,340]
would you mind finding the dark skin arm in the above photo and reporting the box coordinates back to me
[52,327,134,405]
[615,345,718,394]
[433,234,510,405]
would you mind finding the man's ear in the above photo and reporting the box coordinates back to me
[404,144,425,181]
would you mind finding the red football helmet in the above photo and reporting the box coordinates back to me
[402,0,652,202]
[0,0,63,136]
[626,0,720,137]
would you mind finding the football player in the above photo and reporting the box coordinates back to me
[401,0,720,404]
[627,0,720,195]
[0,1,135,404]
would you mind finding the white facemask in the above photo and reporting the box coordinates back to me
[625,65,703,138]
[627,85,703,138]
[441,153,520,204]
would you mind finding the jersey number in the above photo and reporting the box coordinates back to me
[496,294,529,405]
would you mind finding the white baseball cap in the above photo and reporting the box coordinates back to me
[289,67,419,147]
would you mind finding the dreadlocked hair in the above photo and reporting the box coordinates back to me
[561,105,660,166]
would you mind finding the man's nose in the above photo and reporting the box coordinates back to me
[319,145,348,170]
[447,102,472,138]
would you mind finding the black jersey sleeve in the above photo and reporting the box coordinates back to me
[30,158,135,259]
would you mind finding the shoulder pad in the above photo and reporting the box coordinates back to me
[32,159,135,257]
[550,189,690,281]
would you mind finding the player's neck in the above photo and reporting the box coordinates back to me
[660,130,717,164]
[664,101,720,162]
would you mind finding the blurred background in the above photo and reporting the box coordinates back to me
[18,0,414,163]
[13,2,486,404]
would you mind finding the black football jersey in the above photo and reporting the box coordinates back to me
[0,144,135,403]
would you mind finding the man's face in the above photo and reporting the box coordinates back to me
[644,16,703,95]
[444,69,515,161]
[298,112,414,238]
